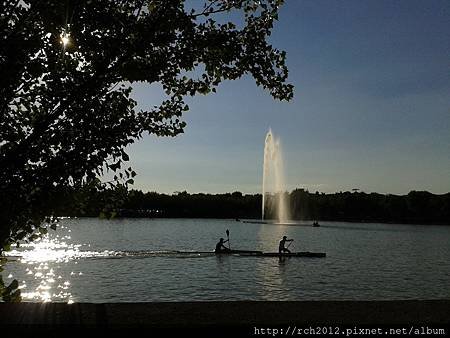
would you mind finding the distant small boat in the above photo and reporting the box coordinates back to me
[242,220,268,224]
[312,221,320,227]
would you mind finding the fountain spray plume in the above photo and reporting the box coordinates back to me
[262,129,290,223]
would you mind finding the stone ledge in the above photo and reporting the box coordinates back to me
[1,300,449,336]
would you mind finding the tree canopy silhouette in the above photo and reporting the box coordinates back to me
[66,188,449,225]
[0,0,293,300]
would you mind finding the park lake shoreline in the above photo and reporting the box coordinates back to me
[59,189,450,225]
[58,215,450,226]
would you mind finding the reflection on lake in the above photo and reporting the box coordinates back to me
[3,218,450,303]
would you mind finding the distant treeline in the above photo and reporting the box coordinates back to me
[66,189,450,225]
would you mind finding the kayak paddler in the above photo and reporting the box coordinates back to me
[279,236,293,254]
[215,237,230,253]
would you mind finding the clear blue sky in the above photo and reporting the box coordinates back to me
[127,0,450,195]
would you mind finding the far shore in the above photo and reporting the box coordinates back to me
[60,215,450,226]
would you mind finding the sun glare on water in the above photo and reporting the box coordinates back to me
[4,231,82,303]
[3,223,120,303]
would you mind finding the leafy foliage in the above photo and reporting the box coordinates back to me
[0,273,21,302]
[0,0,293,300]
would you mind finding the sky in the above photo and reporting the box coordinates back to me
[126,0,450,195]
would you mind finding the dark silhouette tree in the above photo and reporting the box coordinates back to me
[0,0,293,300]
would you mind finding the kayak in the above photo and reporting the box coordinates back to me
[176,249,262,255]
[261,252,326,258]
[176,250,325,258]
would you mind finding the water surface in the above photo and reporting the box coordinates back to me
[4,218,450,302]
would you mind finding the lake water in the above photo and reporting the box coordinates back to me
[3,218,450,303]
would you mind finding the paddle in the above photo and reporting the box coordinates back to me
[287,239,294,250]
[226,229,230,250]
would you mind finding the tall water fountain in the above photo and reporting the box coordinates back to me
[262,129,290,223]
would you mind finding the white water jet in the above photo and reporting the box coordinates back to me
[262,129,290,223]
